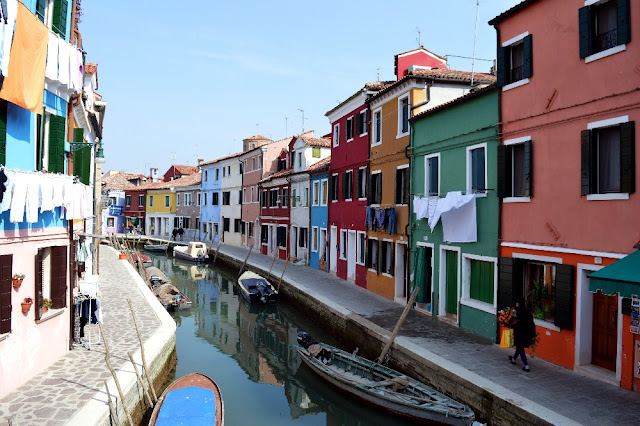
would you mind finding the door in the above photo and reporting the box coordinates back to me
[319,229,327,270]
[292,227,298,258]
[445,250,458,317]
[330,227,337,272]
[592,291,617,371]
[347,231,356,280]
[395,243,407,301]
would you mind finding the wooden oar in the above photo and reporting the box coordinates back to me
[377,286,420,364]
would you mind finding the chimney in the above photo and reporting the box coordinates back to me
[198,158,204,165]
[150,167,159,182]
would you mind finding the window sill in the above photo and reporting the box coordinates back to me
[396,132,410,139]
[356,261,365,266]
[586,193,629,201]
[345,198,353,202]
[460,298,495,315]
[0,332,9,342]
[359,132,368,137]
[339,256,347,261]
[382,273,394,278]
[534,318,560,332]
[502,78,530,92]
[471,192,488,198]
[585,44,626,64]
[346,138,354,143]
[36,309,64,324]
[503,196,531,203]
[371,142,382,147]
[358,198,367,202]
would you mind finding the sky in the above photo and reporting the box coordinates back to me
[79,0,521,176]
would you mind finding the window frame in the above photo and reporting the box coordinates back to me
[312,226,319,252]
[333,123,340,147]
[372,108,382,146]
[343,170,353,202]
[339,229,347,260]
[424,153,440,197]
[367,237,380,273]
[330,174,339,203]
[282,187,289,207]
[397,94,410,138]
[312,180,320,206]
[501,136,533,203]
[321,179,328,206]
[357,109,368,136]
[500,32,532,91]
[381,240,395,277]
[581,0,629,63]
[125,195,131,207]
[346,116,354,142]
[138,195,145,207]
[356,231,366,266]
[395,165,410,205]
[357,166,367,200]
[466,143,488,197]
[370,170,382,206]
[164,195,170,207]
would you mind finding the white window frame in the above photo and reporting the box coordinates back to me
[367,237,379,273]
[424,153,440,197]
[176,193,181,206]
[466,142,488,198]
[165,195,170,207]
[250,187,254,203]
[358,166,368,201]
[344,169,353,202]
[346,116,354,142]
[503,136,532,203]
[372,108,382,146]
[333,123,340,147]
[139,195,145,206]
[312,226,319,252]
[243,188,247,203]
[312,180,320,206]
[370,170,382,206]
[397,93,410,138]
[501,31,531,92]
[460,254,498,314]
[321,178,328,206]
[359,109,368,136]
[356,231,366,266]
[339,229,347,260]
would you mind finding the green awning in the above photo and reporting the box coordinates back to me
[588,250,640,297]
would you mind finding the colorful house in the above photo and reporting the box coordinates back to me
[409,85,499,340]
[365,48,495,302]
[145,182,176,237]
[309,157,331,270]
[260,148,291,260]
[124,187,147,234]
[200,158,223,242]
[325,82,392,287]
[175,172,202,240]
[489,0,640,390]
[101,171,143,234]
[163,164,198,182]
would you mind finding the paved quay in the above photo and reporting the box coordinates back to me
[215,243,640,426]
[0,247,175,426]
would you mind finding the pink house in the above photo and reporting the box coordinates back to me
[490,0,639,391]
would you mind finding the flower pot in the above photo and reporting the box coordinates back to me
[118,253,127,260]
[21,303,32,313]
[12,278,23,289]
[42,307,49,314]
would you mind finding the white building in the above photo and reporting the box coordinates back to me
[218,154,244,247]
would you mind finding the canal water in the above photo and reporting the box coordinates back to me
[145,253,417,426]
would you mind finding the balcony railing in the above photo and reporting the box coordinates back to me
[594,28,618,53]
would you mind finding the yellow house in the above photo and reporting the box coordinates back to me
[144,182,176,237]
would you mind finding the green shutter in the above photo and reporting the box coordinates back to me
[496,46,507,87]
[0,100,7,166]
[523,140,533,197]
[580,130,592,196]
[522,35,533,80]
[619,121,635,194]
[579,6,592,58]
[554,264,575,330]
[498,257,515,309]
[48,115,66,173]
[72,128,91,185]
[470,260,494,304]
[497,145,507,198]
[617,0,631,45]
[445,251,458,315]
[52,0,68,38]
[36,0,46,23]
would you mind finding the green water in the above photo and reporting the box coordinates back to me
[146,253,417,426]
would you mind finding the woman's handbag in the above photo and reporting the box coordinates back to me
[500,328,514,348]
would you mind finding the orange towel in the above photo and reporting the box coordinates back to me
[0,2,48,113]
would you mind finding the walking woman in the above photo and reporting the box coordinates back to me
[509,299,536,372]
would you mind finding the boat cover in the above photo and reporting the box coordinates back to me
[156,386,217,425]
[241,277,269,289]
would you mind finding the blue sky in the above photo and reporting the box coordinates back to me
[80,0,520,175]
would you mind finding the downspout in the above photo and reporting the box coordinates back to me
[495,26,504,344]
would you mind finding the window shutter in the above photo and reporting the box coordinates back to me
[554,264,575,330]
[48,115,66,174]
[497,145,507,198]
[73,128,90,185]
[356,113,363,135]
[376,243,381,275]
[35,249,43,320]
[523,140,533,197]
[342,173,346,200]
[620,121,635,194]
[52,0,68,38]
[498,257,515,309]
[394,170,400,204]
[0,254,12,334]
[617,0,631,45]
[367,175,372,204]
[328,176,334,202]
[36,0,46,22]
[376,174,382,204]
[522,35,533,80]
[51,246,67,309]
[0,100,6,166]
[496,46,507,87]
[580,130,592,196]
[365,240,371,268]
[403,169,409,205]
[578,6,592,58]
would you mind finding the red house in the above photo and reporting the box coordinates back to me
[124,187,147,232]
[325,82,392,288]
[260,148,292,260]
[163,164,199,182]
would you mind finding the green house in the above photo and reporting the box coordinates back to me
[409,85,499,340]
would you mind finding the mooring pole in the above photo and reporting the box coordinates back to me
[211,240,222,266]
[128,352,153,408]
[127,299,158,402]
[268,252,278,277]
[377,286,420,364]
[237,247,253,278]
[277,253,290,291]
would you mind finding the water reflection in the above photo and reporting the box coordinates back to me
[146,254,416,426]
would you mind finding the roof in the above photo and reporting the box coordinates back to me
[243,134,272,141]
[488,0,538,25]
[171,172,202,189]
[171,165,199,175]
[325,81,395,117]
[410,83,497,122]
[200,151,245,166]
[299,135,331,148]
[260,168,292,184]
[85,63,98,74]
[394,46,447,62]
[307,156,331,173]
[102,172,144,191]
[588,250,640,298]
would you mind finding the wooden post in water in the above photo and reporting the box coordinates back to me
[127,299,158,402]
[211,240,222,266]
[377,286,420,364]
[104,380,119,424]
[127,352,153,408]
[237,247,253,278]
[277,253,290,291]
[268,252,278,277]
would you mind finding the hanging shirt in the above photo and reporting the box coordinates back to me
[40,174,55,212]
[25,174,40,223]
[57,39,70,86]
[0,168,13,213]
[9,171,27,222]
[45,31,59,81]
[0,0,16,77]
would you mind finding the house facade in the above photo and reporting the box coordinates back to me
[175,173,202,240]
[260,156,291,260]
[410,85,499,340]
[218,154,244,246]
[101,171,142,234]
[200,160,222,242]
[145,184,176,237]
[309,158,330,270]
[124,188,146,233]
[163,164,198,182]
[490,0,640,390]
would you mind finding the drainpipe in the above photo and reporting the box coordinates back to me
[495,26,504,344]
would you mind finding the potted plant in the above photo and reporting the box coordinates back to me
[528,279,548,320]
[42,298,52,314]
[21,297,33,313]
[12,273,25,289]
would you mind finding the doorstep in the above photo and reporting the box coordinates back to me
[575,364,618,387]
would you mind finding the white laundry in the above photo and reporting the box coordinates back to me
[0,169,15,213]
[9,172,27,223]
[58,40,70,86]
[0,0,17,77]
[414,196,434,221]
[82,184,92,218]
[45,31,59,81]
[71,48,83,92]
[40,175,55,212]
[52,175,64,207]
[429,191,475,231]
[25,175,40,223]
[441,196,477,243]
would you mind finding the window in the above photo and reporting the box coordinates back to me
[398,95,409,136]
[525,262,556,322]
[291,188,297,208]
[139,195,145,207]
[234,219,242,233]
[356,231,366,265]
[149,195,154,207]
[321,179,328,206]
[277,158,287,171]
[35,246,67,320]
[346,116,354,141]
[313,181,320,205]
[195,218,200,231]
[239,162,243,174]
[340,230,347,259]
[174,217,180,229]
[498,33,532,88]
[243,188,247,203]
[312,227,319,252]
[330,174,339,202]
[261,190,268,208]
[395,167,409,205]
[251,187,254,203]
[356,110,367,136]
[204,170,208,181]
[282,187,289,207]
[223,218,230,232]
[222,192,230,205]
[270,189,279,207]
[183,217,191,229]
[498,139,532,199]
[277,226,287,248]
[0,255,12,333]
[366,239,379,272]
[298,152,303,168]
[469,259,495,304]
[356,167,367,199]
[222,167,226,178]
[107,217,114,227]
[125,195,131,207]
[258,155,262,168]
[343,170,353,201]
[248,222,254,237]
[369,172,382,205]
[176,194,181,206]
[425,154,440,196]
[36,0,67,37]
[467,144,486,194]
[582,118,635,197]
[185,193,192,206]
[261,225,269,243]
[238,190,243,205]
[372,108,382,145]
[165,195,170,207]
[228,165,231,175]
[212,192,219,205]
[299,228,308,249]
[381,241,394,276]
[109,197,117,206]
[241,222,246,235]
[333,123,340,147]
[304,187,309,207]
[312,147,320,158]
[215,169,220,180]
[580,0,630,60]
[203,193,208,206]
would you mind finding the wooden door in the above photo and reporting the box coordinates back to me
[445,251,458,315]
[592,291,617,371]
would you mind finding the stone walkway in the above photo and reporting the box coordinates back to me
[0,248,163,426]
[217,243,640,426]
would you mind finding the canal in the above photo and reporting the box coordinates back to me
[145,253,417,426]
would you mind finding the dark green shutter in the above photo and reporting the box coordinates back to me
[522,35,533,79]
[579,6,592,58]
[617,0,631,45]
[498,257,515,309]
[52,0,68,38]
[73,128,91,185]
[497,145,507,198]
[51,246,67,309]
[523,140,533,197]
[620,121,635,194]
[496,46,507,87]
[0,100,7,166]
[403,169,409,205]
[470,260,494,304]
[0,254,12,334]
[35,249,43,320]
[48,115,66,174]
[36,0,46,23]
[342,173,346,200]
[554,264,575,330]
[376,174,382,204]
[365,239,372,268]
[356,113,363,135]
[580,130,592,196]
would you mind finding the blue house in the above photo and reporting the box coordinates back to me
[199,160,222,241]
[309,157,330,271]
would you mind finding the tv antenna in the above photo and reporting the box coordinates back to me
[298,109,306,133]
[376,68,380,81]
[416,26,421,46]
[471,0,480,86]
[285,117,289,136]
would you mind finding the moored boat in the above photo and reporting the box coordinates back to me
[173,241,209,262]
[237,271,278,304]
[144,243,169,252]
[152,283,192,311]
[145,266,171,286]
[296,332,475,425]
[149,372,224,426]
[131,252,152,267]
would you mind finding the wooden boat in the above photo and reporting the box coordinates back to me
[152,283,192,311]
[149,372,224,426]
[237,271,278,304]
[173,241,209,262]
[296,332,475,425]
[131,252,152,267]
[145,267,171,286]
[144,243,169,252]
